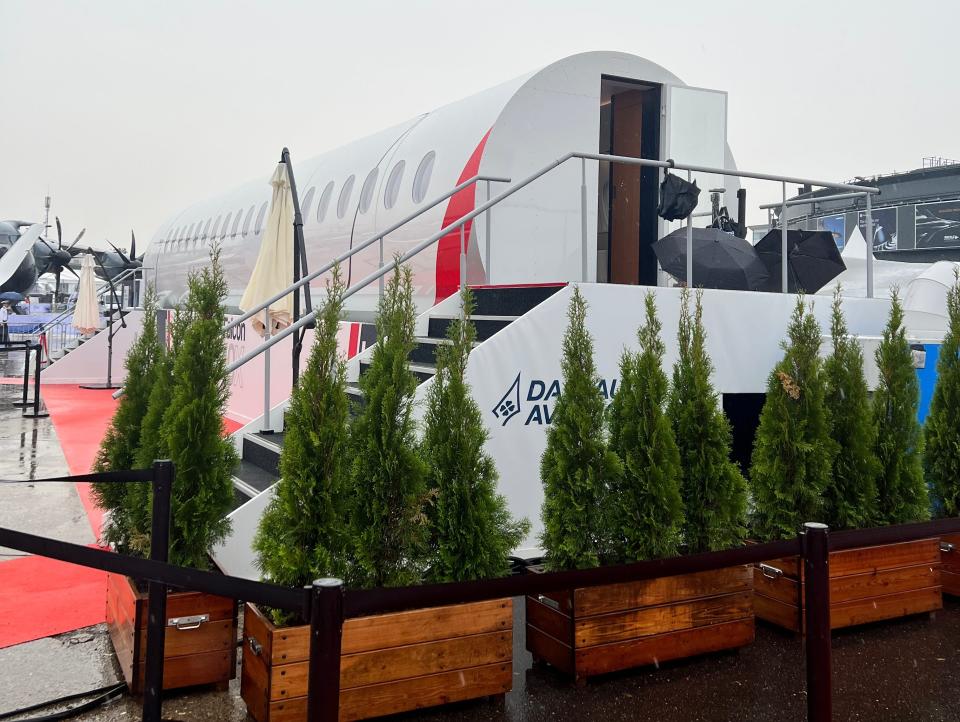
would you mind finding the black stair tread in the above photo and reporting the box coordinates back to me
[258,431,284,447]
[233,459,277,495]
[243,433,280,476]
[428,316,511,342]
[467,284,565,316]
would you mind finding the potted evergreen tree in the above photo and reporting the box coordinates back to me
[104,249,239,694]
[925,269,960,595]
[751,292,941,632]
[242,271,521,722]
[527,289,753,685]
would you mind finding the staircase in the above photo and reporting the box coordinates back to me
[229,283,566,507]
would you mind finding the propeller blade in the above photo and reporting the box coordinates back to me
[39,238,57,254]
[67,229,86,251]
[107,240,132,266]
[55,270,61,302]
[130,230,136,260]
[66,265,80,279]
[55,217,62,248]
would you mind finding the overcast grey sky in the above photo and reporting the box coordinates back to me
[2,0,957,250]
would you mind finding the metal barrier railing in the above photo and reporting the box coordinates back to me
[3,462,959,722]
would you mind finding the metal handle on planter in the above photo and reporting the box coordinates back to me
[168,614,209,630]
[247,636,263,657]
[537,595,560,611]
[941,542,956,554]
[759,563,784,580]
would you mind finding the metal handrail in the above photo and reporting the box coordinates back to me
[226,151,880,374]
[224,173,511,333]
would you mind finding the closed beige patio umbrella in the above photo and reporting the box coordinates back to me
[239,163,295,337]
[72,253,100,334]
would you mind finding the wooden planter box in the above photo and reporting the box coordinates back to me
[240,598,513,722]
[525,566,754,684]
[753,538,943,632]
[104,572,238,694]
[943,534,960,597]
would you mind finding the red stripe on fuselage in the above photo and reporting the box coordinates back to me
[434,129,492,303]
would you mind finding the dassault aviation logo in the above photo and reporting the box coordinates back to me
[492,372,618,427]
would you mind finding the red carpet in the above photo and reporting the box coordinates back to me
[0,385,247,649]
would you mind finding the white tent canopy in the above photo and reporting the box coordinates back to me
[239,163,295,337]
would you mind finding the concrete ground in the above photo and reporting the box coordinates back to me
[2,356,960,721]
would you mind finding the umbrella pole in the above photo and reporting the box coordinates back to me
[865,193,874,299]
[282,147,309,386]
[781,182,788,293]
[262,308,273,434]
[686,171,693,287]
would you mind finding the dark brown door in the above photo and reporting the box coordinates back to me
[609,90,645,285]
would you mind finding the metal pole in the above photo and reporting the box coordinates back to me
[262,309,272,434]
[802,522,832,722]
[580,158,588,282]
[142,460,174,722]
[33,345,42,416]
[306,578,344,722]
[105,318,113,388]
[781,181,789,294]
[14,344,29,407]
[459,225,466,293]
[484,179,492,284]
[686,170,694,288]
[865,193,874,299]
[378,236,384,299]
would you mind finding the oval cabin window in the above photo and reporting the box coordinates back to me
[316,182,334,223]
[412,151,436,204]
[359,168,379,214]
[384,161,405,210]
[337,175,356,219]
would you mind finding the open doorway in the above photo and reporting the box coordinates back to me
[598,77,662,285]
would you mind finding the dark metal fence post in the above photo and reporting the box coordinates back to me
[802,522,831,722]
[142,460,174,722]
[22,344,48,418]
[307,578,344,722]
[13,343,30,407]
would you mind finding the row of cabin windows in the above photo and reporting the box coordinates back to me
[160,151,437,253]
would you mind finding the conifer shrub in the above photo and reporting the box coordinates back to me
[422,288,529,582]
[160,247,238,569]
[540,287,621,570]
[253,266,353,621]
[668,288,747,552]
[823,286,879,529]
[349,261,430,587]
[750,296,836,541]
[925,270,960,518]
[606,291,683,562]
[93,286,162,553]
[873,290,929,524]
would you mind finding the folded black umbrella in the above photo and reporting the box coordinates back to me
[652,227,769,291]
[657,173,701,221]
[755,229,846,293]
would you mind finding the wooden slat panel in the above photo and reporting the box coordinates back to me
[162,591,235,623]
[137,619,233,660]
[830,539,940,578]
[942,570,960,597]
[135,649,233,690]
[245,604,277,663]
[830,586,942,629]
[526,595,571,643]
[575,619,754,678]
[753,567,800,606]
[574,567,751,617]
[241,633,271,722]
[526,625,574,676]
[832,564,940,603]
[268,631,511,700]
[265,663,510,722]
[942,534,960,575]
[575,592,752,647]
[753,592,801,632]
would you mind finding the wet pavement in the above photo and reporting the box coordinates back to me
[2,352,960,720]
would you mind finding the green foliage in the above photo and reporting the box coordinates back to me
[668,289,747,552]
[160,247,238,569]
[540,287,621,570]
[422,288,529,582]
[926,270,960,518]
[92,286,162,553]
[349,261,430,588]
[606,292,683,562]
[750,296,836,541]
[873,290,929,524]
[254,266,353,622]
[823,286,879,529]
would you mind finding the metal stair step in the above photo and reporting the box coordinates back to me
[242,433,281,476]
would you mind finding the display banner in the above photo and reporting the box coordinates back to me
[858,208,898,251]
[915,200,960,249]
[817,214,845,250]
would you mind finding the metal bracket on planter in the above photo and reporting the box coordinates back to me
[167,614,209,630]
[759,563,784,580]
[537,595,560,611]
[247,636,263,657]
[941,542,956,554]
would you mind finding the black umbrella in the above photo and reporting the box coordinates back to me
[755,229,846,293]
[652,227,770,290]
